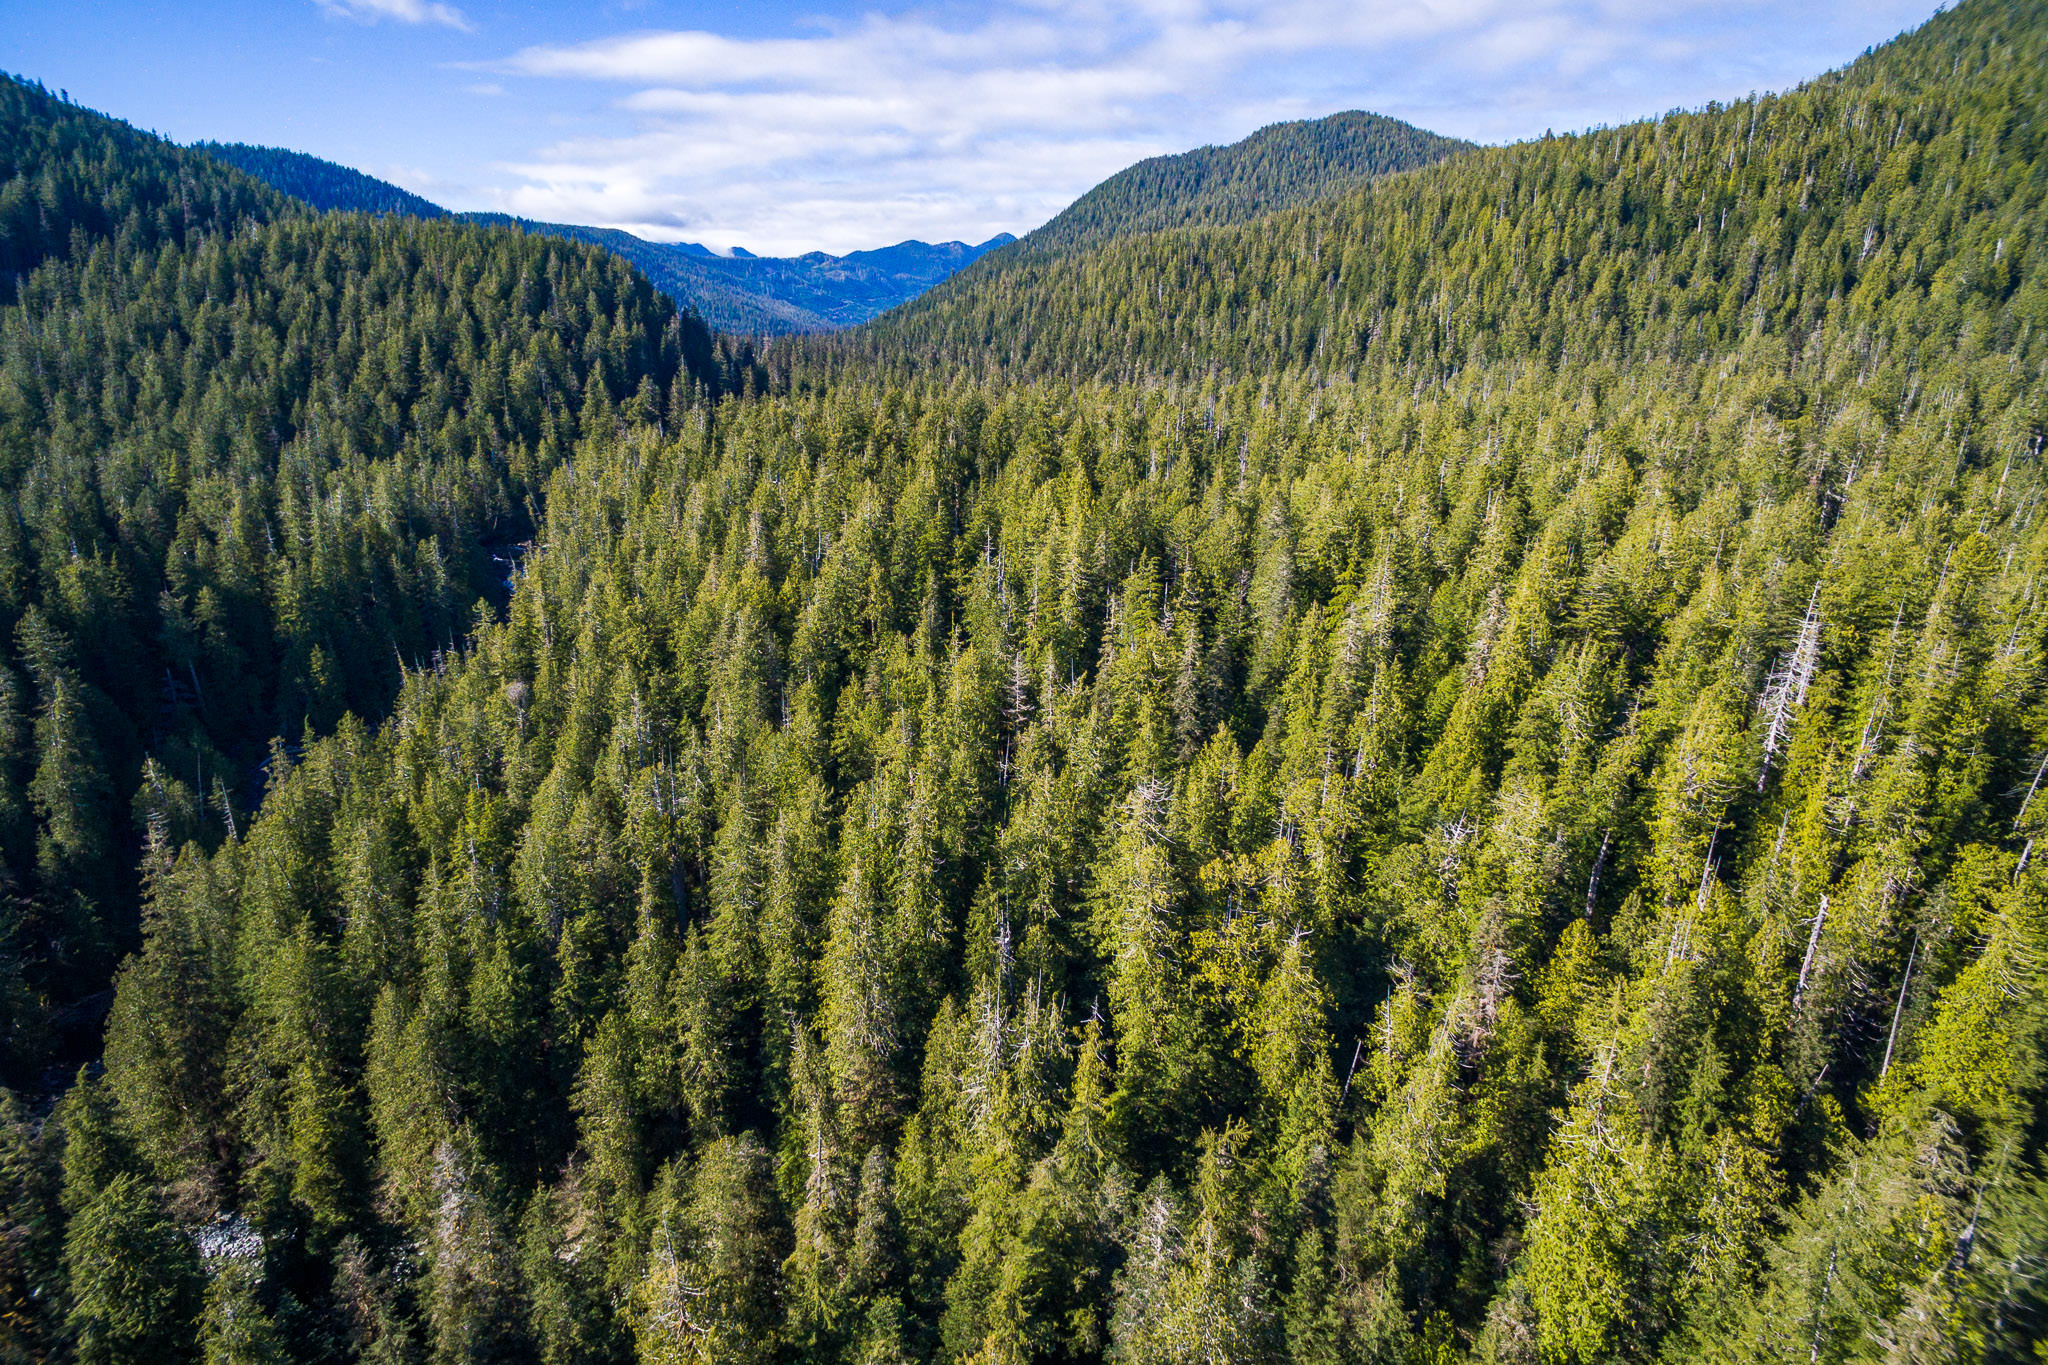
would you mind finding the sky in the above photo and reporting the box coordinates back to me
[4,0,1942,257]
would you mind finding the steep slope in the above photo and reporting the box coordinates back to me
[25,2,2048,1364]
[197,142,450,218]
[809,109,1468,358]
[0,76,731,1091]
[1,75,280,298]
[1024,109,1472,254]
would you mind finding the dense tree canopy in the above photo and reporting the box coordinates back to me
[0,77,279,302]
[4,3,2048,1363]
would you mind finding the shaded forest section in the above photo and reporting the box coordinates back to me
[198,143,451,220]
[0,73,744,1089]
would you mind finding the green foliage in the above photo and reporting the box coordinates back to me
[0,1091,63,1364]
[63,1172,201,1364]
[10,1,2048,1361]
[0,74,280,301]
[199,1257,285,1365]
[0,76,740,1085]
[634,1135,787,1365]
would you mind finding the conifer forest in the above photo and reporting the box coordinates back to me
[3,2,2048,1361]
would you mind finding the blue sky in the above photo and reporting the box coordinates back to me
[5,0,1941,256]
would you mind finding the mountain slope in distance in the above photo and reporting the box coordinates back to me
[193,108,1466,337]
[187,142,1012,334]
[197,141,449,219]
[1020,108,1473,255]
[825,107,1472,357]
[461,211,1015,333]
[850,2,2044,383]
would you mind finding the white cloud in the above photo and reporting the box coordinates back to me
[319,0,470,32]
[474,0,1936,256]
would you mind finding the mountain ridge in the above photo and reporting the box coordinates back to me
[198,141,449,219]
[1018,108,1474,255]
[835,2,2040,386]
[458,211,1018,332]
[188,141,1019,333]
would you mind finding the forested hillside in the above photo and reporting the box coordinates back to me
[1,77,276,300]
[6,3,2048,1364]
[1017,111,1471,255]
[197,144,451,219]
[840,5,2042,386]
[0,71,736,1094]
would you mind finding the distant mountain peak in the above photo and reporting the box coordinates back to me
[1017,109,1471,255]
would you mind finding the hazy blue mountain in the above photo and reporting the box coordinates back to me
[462,212,1014,332]
[190,142,1013,333]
